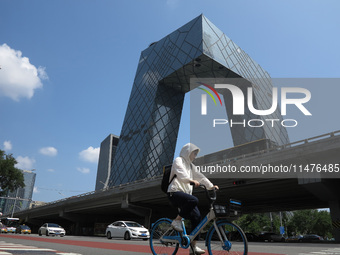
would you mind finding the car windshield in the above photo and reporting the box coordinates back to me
[125,222,142,228]
[48,223,61,228]
[21,225,30,229]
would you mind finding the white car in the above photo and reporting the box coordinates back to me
[106,221,149,240]
[6,226,16,233]
[38,223,65,237]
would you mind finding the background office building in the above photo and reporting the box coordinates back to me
[0,170,36,215]
[95,134,119,191]
[107,14,289,188]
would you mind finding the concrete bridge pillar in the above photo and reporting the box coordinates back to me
[121,194,152,228]
[329,200,340,242]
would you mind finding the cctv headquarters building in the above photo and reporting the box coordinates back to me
[101,15,289,188]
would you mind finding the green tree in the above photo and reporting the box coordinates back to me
[0,150,25,195]
[237,210,332,238]
[237,213,271,233]
[287,209,316,235]
[287,209,332,238]
[312,210,332,238]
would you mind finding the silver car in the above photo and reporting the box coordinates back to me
[38,223,65,237]
[106,221,149,240]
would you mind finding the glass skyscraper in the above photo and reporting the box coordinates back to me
[0,170,36,215]
[95,134,119,191]
[108,14,289,187]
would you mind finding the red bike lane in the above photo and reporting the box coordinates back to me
[0,234,285,255]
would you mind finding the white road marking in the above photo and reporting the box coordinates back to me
[56,253,83,255]
[299,249,340,255]
[0,240,83,254]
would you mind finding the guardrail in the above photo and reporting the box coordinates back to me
[30,175,162,210]
[199,130,340,167]
[25,130,340,211]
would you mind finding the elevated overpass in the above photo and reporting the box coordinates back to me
[13,131,340,239]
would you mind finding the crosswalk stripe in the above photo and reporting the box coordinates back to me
[1,248,55,251]
[299,249,340,255]
[56,253,82,255]
[0,240,55,252]
[0,240,83,254]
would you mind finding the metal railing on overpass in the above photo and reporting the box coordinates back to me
[32,175,162,209]
[199,130,340,166]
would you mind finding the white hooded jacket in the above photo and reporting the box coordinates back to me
[167,143,214,194]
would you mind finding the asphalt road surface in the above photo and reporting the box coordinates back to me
[1,234,340,255]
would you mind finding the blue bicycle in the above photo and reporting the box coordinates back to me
[149,185,248,255]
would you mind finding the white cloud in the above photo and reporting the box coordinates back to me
[47,168,55,173]
[15,156,35,170]
[0,43,48,101]
[39,146,58,156]
[33,187,40,193]
[37,66,48,80]
[79,146,100,163]
[3,140,12,151]
[77,167,90,174]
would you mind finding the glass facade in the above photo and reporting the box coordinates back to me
[0,170,36,215]
[95,134,119,190]
[108,14,289,187]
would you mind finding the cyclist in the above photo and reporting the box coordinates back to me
[167,143,219,255]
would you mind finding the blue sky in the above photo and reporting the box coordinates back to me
[0,0,339,202]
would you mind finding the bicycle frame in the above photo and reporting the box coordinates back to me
[160,187,230,249]
[150,185,247,255]
[160,208,216,247]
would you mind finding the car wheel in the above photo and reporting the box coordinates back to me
[107,231,112,239]
[46,231,49,236]
[38,231,42,236]
[124,231,131,240]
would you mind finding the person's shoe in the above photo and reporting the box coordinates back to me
[171,219,183,232]
[189,245,205,255]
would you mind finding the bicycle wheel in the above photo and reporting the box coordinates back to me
[149,218,180,255]
[207,220,248,255]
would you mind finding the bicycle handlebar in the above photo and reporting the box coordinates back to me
[190,182,217,203]
[200,184,217,203]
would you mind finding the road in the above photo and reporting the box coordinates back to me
[0,234,340,255]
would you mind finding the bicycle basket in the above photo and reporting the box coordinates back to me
[213,204,228,217]
[213,199,242,218]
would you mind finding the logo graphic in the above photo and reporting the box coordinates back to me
[197,82,222,115]
[197,82,312,128]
